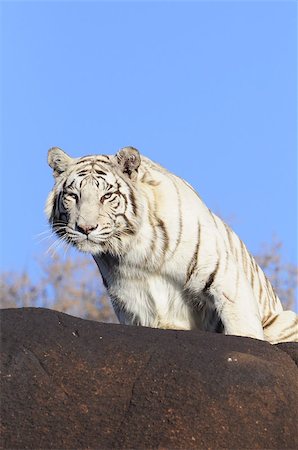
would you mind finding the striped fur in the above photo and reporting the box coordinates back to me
[46,146,298,344]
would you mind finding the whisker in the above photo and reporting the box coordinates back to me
[35,234,55,245]
[45,233,69,256]
[62,240,72,258]
[34,230,52,238]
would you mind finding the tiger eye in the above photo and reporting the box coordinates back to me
[100,193,113,203]
[67,192,78,201]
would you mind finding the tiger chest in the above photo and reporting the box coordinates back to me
[106,263,198,329]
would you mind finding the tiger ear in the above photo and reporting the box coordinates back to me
[115,146,141,180]
[48,147,72,178]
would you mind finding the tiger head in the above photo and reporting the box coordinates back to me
[45,146,142,256]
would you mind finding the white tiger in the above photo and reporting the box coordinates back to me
[46,146,298,344]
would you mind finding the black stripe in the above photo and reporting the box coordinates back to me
[56,192,64,218]
[250,265,255,290]
[66,180,75,189]
[264,275,275,312]
[121,192,128,209]
[142,191,156,255]
[186,224,201,284]
[94,178,100,188]
[77,169,89,176]
[150,217,157,254]
[115,213,135,234]
[222,292,234,303]
[128,187,137,216]
[100,232,111,237]
[224,223,234,255]
[240,240,248,275]
[171,179,183,255]
[62,178,68,191]
[94,170,107,176]
[259,283,264,304]
[251,258,264,303]
[97,155,110,162]
[76,156,110,165]
[147,179,160,186]
[266,276,278,304]
[76,156,94,164]
[203,260,220,292]
[249,253,259,291]
[157,218,169,256]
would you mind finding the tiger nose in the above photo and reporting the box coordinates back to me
[76,223,98,235]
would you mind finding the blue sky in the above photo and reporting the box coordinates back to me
[0,2,297,288]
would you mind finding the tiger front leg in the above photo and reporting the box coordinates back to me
[216,294,265,340]
[188,259,265,340]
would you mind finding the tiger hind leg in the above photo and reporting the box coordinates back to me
[209,269,265,341]
[263,310,298,344]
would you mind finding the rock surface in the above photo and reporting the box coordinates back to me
[1,307,297,450]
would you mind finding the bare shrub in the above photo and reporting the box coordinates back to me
[255,239,297,310]
[0,252,116,323]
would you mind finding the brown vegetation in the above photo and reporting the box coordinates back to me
[254,239,297,310]
[0,253,116,322]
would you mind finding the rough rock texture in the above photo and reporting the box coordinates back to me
[1,308,297,450]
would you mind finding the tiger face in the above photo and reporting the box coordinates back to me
[46,146,142,255]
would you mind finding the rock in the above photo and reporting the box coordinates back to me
[276,342,298,366]
[0,307,297,450]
